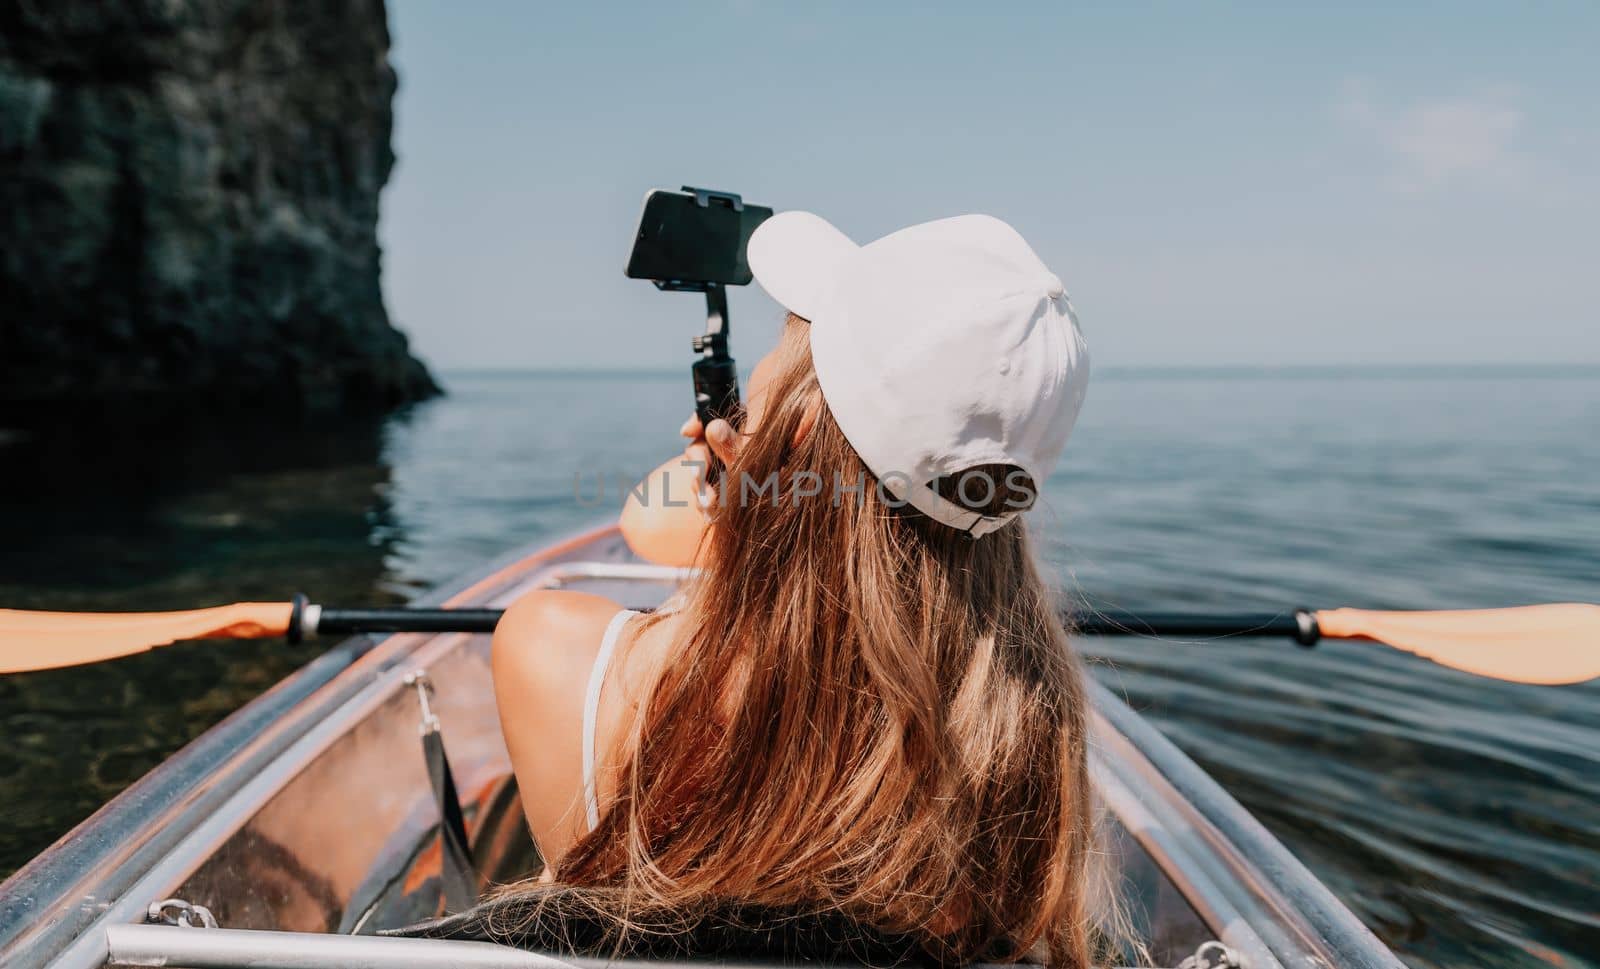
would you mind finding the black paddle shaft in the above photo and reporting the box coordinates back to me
[296,598,1322,646]
[315,606,502,636]
[1072,608,1321,645]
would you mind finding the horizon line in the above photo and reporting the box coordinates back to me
[436,362,1600,380]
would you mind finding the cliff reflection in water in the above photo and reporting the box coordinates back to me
[0,410,413,876]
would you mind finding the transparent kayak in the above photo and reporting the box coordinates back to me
[0,524,1403,969]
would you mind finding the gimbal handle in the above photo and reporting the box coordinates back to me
[692,283,741,431]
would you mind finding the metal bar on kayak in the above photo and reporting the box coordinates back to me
[105,924,600,969]
[104,925,1025,969]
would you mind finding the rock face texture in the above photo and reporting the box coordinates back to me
[0,0,437,423]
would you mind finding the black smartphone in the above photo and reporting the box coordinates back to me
[625,188,773,286]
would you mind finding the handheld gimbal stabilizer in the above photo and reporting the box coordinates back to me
[626,186,773,479]
[664,255,739,433]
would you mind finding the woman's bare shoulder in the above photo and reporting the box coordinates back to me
[496,589,623,639]
[491,588,688,859]
[491,590,624,696]
[490,590,630,859]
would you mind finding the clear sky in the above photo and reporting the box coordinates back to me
[380,1,1598,371]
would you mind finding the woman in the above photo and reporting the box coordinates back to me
[455,213,1102,965]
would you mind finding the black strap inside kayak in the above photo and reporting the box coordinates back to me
[422,728,478,913]
[404,670,478,913]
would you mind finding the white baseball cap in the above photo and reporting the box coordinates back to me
[747,211,1090,538]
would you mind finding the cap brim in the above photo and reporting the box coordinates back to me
[747,211,859,322]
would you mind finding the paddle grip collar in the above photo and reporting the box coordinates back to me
[287,593,309,645]
[1293,608,1321,648]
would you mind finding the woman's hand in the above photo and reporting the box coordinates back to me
[617,414,739,568]
[678,412,740,496]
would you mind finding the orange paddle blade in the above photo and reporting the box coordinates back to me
[1315,603,1600,685]
[0,602,294,674]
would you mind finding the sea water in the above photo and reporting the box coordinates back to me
[1,368,1596,968]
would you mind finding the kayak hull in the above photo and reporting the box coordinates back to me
[0,523,1401,969]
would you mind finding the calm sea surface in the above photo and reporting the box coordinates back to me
[1,369,1596,967]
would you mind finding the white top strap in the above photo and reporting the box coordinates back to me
[582,609,637,831]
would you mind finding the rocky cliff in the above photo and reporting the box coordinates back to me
[0,0,437,424]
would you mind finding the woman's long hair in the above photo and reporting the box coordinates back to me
[511,317,1108,966]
